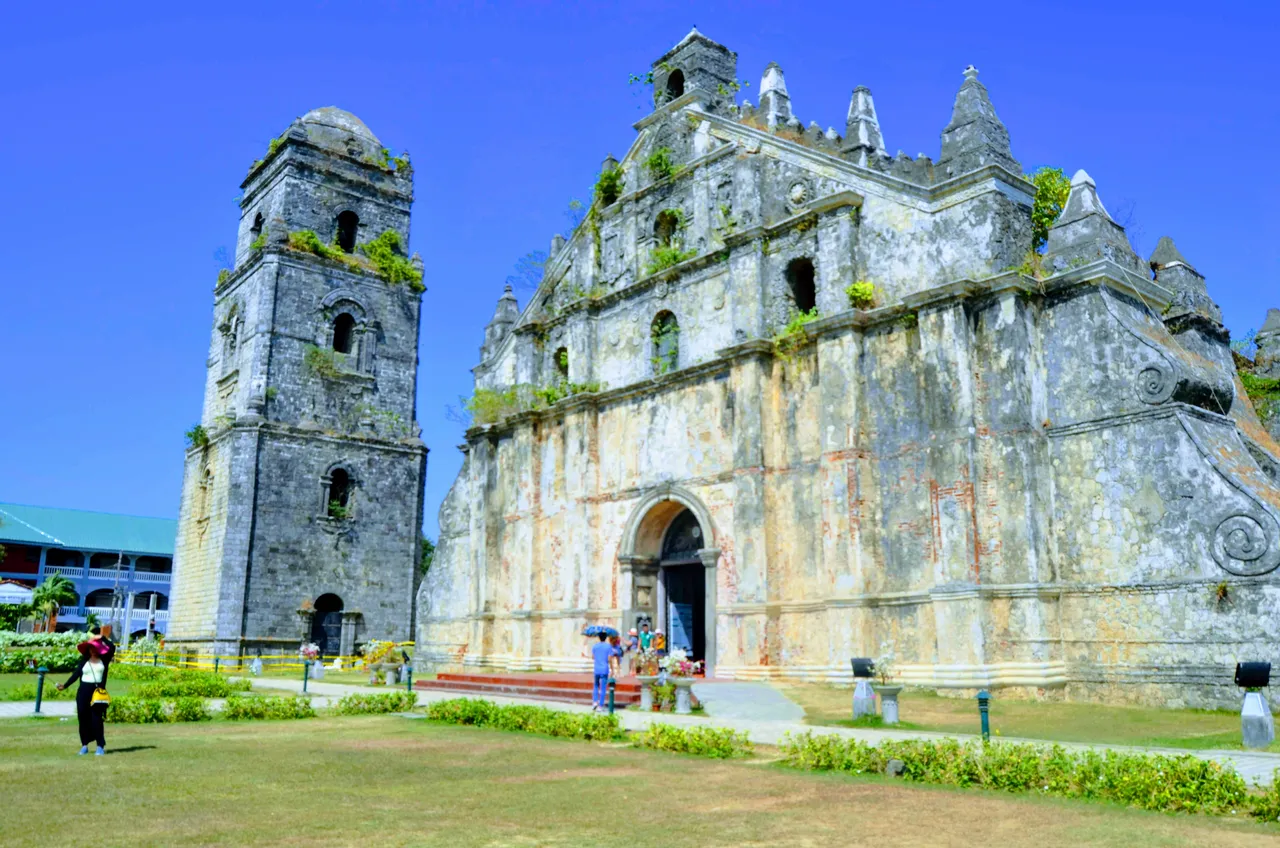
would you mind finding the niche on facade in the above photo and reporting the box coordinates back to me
[554,347,570,381]
[319,462,358,525]
[785,257,817,313]
[651,311,679,375]
[219,303,243,378]
[318,292,375,374]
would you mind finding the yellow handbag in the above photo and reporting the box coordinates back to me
[90,687,110,707]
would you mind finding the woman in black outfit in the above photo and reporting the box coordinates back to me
[56,640,109,756]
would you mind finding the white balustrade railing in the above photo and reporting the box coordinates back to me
[44,565,82,577]
[87,568,126,580]
[58,605,82,616]
[132,571,171,583]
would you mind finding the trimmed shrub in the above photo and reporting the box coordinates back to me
[780,733,1253,816]
[633,723,753,759]
[332,692,417,715]
[132,676,250,699]
[2,681,75,701]
[222,695,315,721]
[424,698,621,741]
[170,696,213,722]
[105,696,169,724]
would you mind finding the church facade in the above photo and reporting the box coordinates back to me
[418,31,1280,706]
[167,108,427,659]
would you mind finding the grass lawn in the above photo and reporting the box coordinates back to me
[3,717,1279,847]
[778,684,1275,752]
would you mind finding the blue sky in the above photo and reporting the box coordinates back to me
[2,1,1277,537]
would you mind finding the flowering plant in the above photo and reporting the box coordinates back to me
[299,642,320,661]
[874,653,896,687]
[633,648,660,676]
[659,647,702,677]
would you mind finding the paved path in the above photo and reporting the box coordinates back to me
[692,681,805,722]
[8,676,1280,787]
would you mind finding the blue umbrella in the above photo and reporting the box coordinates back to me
[582,624,619,637]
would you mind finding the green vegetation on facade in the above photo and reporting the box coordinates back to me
[593,166,624,206]
[845,281,876,309]
[185,424,209,449]
[303,344,344,379]
[1026,166,1072,252]
[1241,372,1280,425]
[644,245,696,276]
[774,307,822,359]
[644,146,679,181]
[464,380,605,426]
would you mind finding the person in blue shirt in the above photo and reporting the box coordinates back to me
[591,633,612,711]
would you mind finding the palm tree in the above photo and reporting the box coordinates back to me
[31,575,77,632]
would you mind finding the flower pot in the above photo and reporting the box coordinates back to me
[673,677,694,715]
[873,684,903,725]
[637,675,658,712]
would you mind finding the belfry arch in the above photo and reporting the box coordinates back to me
[617,486,721,676]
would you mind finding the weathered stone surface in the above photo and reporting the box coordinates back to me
[168,107,427,659]
[417,32,1280,707]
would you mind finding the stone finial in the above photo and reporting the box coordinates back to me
[550,233,566,257]
[1146,235,1222,324]
[843,86,886,167]
[1256,308,1280,377]
[481,285,521,361]
[1044,170,1142,274]
[601,153,619,173]
[937,65,1018,176]
[758,62,792,129]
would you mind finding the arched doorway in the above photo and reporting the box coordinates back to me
[310,593,343,657]
[660,509,706,664]
[617,486,721,676]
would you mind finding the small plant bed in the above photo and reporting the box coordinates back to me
[332,691,418,715]
[424,697,621,741]
[633,723,752,758]
[783,731,1280,819]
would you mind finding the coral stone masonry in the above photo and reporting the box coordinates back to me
[417,30,1280,707]
[167,107,428,660]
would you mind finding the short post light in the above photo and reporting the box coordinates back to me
[607,677,617,715]
[976,689,991,743]
[1236,662,1274,750]
[851,658,876,719]
[34,666,48,715]
[402,651,413,694]
[302,658,310,694]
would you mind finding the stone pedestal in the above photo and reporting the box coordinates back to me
[385,670,396,686]
[853,679,876,718]
[1243,692,1275,749]
[674,678,694,714]
[637,675,658,711]
[875,685,903,724]
[311,660,325,680]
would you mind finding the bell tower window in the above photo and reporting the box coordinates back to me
[327,468,351,519]
[333,313,356,354]
[665,69,685,101]
[336,211,359,253]
[786,257,816,313]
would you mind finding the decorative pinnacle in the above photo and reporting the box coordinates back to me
[963,65,979,81]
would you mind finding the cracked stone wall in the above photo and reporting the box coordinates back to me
[418,31,1280,707]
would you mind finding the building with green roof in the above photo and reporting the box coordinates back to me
[0,502,177,634]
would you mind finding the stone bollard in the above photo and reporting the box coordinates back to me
[674,678,693,715]
[1243,691,1275,749]
[399,665,409,684]
[637,675,657,711]
[385,670,396,687]
[852,679,876,719]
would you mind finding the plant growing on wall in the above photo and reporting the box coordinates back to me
[845,281,876,310]
[360,230,425,293]
[651,317,680,375]
[303,345,344,380]
[644,246,696,276]
[1026,166,1071,253]
[327,500,351,521]
[644,147,678,181]
[249,227,268,252]
[185,424,209,449]
[1240,372,1280,426]
[774,307,822,361]
[593,166,624,206]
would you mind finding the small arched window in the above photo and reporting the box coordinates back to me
[332,313,356,354]
[665,69,685,101]
[786,257,817,313]
[328,468,351,519]
[651,311,679,376]
[654,210,680,248]
[336,211,359,253]
[554,347,569,380]
[250,212,263,237]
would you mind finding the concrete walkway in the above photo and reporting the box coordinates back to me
[692,681,805,722]
[8,676,1280,787]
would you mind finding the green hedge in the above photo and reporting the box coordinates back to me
[0,631,84,649]
[425,698,621,741]
[222,695,315,721]
[781,733,1256,816]
[105,695,213,724]
[633,723,753,758]
[0,647,80,673]
[131,676,251,699]
[332,692,418,715]
[2,681,76,701]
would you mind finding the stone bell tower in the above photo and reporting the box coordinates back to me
[167,107,428,660]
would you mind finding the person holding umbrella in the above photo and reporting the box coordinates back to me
[590,632,612,711]
[56,640,110,756]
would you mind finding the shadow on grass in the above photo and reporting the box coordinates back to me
[106,746,157,755]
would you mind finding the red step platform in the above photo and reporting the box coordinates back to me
[415,672,642,706]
